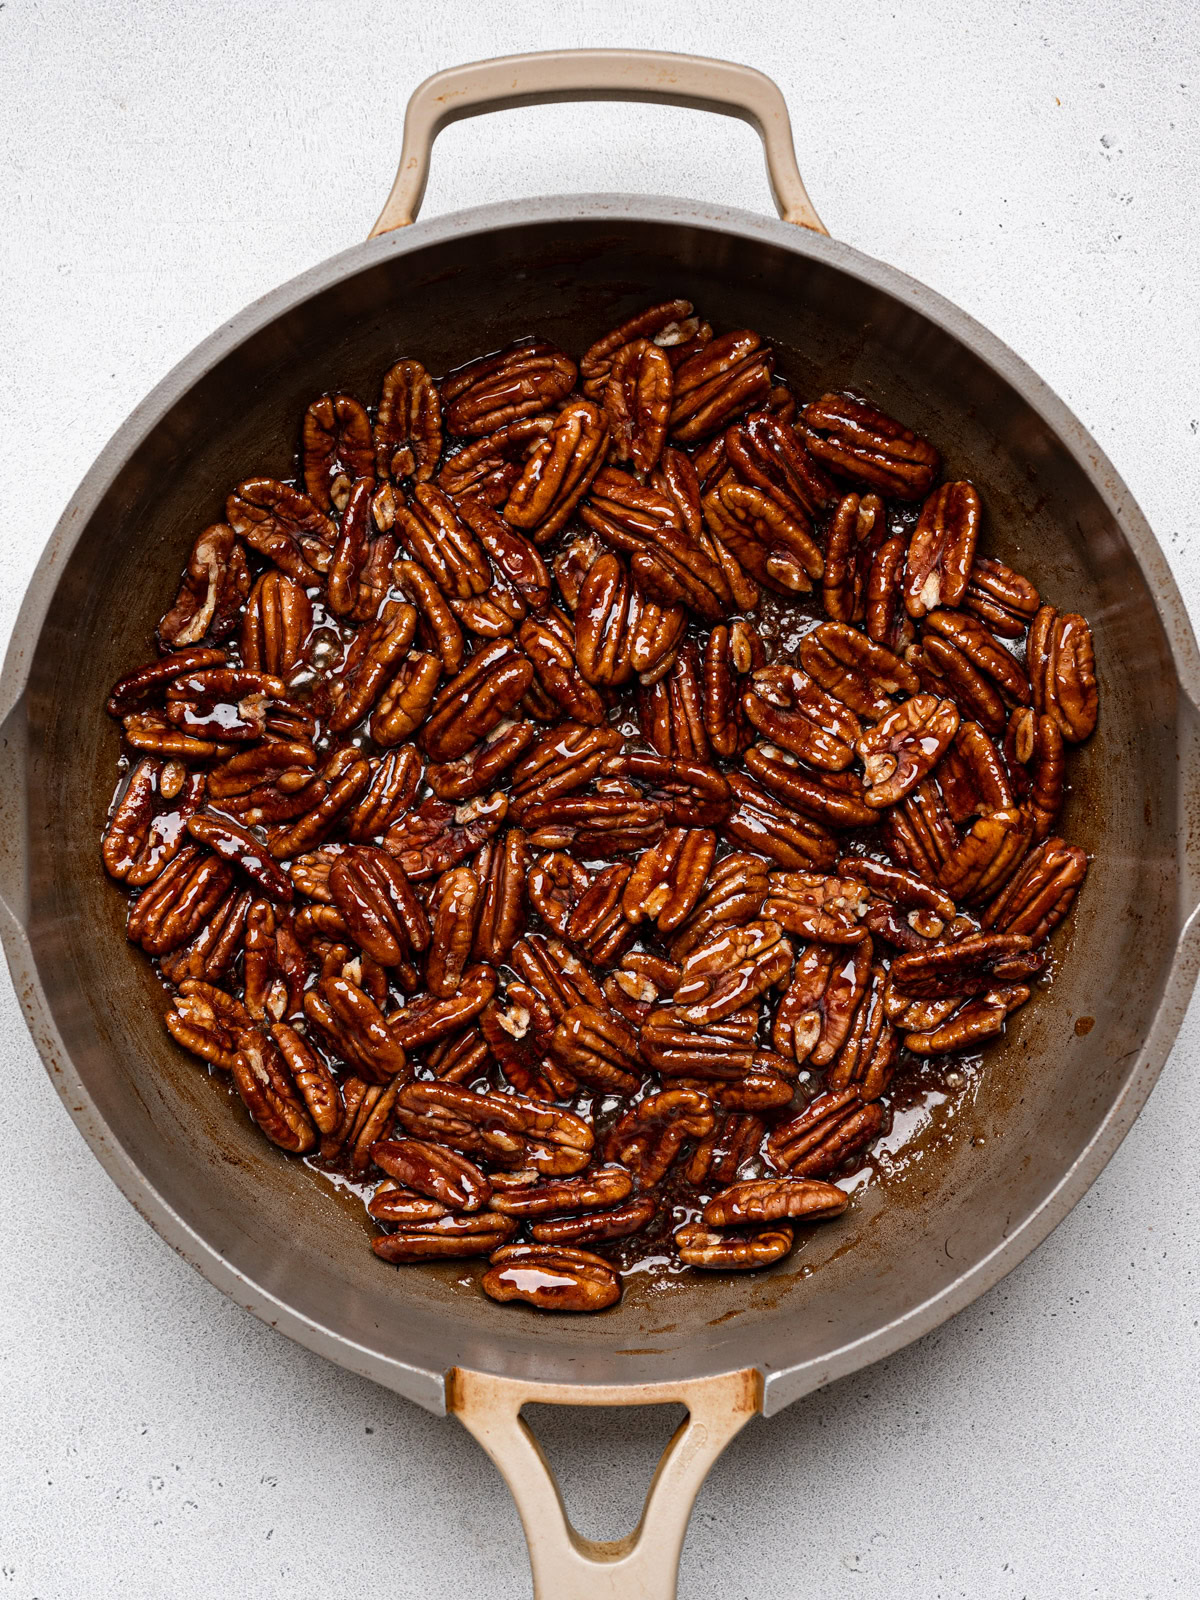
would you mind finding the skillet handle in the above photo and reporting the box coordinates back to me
[448,1366,762,1599]
[369,49,826,238]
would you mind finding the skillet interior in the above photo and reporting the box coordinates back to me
[11,206,1195,1412]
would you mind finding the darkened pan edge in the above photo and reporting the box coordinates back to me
[2,194,1199,1418]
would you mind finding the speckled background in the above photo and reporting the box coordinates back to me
[2,2,1198,1595]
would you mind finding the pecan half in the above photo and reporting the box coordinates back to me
[226,478,335,582]
[394,1082,593,1175]
[241,571,312,679]
[964,555,1040,637]
[103,759,206,886]
[761,870,870,944]
[726,411,834,520]
[744,666,860,772]
[420,642,534,763]
[394,483,491,599]
[303,393,374,510]
[670,330,773,441]
[621,827,716,934]
[703,1176,848,1227]
[127,845,235,955]
[503,398,609,542]
[231,1028,317,1153]
[766,1089,885,1176]
[857,694,960,808]
[603,1088,715,1184]
[675,1222,794,1270]
[329,845,430,966]
[743,745,877,830]
[889,931,1042,1002]
[481,1243,620,1312]
[518,611,606,726]
[164,978,252,1069]
[702,620,766,758]
[771,937,873,1068]
[723,772,839,871]
[304,973,408,1084]
[158,525,250,648]
[903,481,980,618]
[443,339,577,436]
[822,493,885,622]
[373,1212,518,1263]
[386,792,508,880]
[799,393,939,501]
[372,1137,491,1212]
[905,984,1031,1054]
[581,300,699,395]
[375,359,442,482]
[605,337,672,472]
[583,467,732,622]
[438,417,556,506]
[1028,606,1098,742]
[548,1004,641,1095]
[703,476,824,595]
[800,622,920,722]
[983,836,1088,942]
[671,921,794,1025]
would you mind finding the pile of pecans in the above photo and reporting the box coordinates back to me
[102,299,1098,1314]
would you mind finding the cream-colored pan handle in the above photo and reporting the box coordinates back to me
[370,49,826,237]
[448,1367,762,1599]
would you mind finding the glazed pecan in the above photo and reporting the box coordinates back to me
[329,846,430,967]
[638,643,710,760]
[488,1166,632,1217]
[725,412,834,521]
[761,870,870,944]
[723,772,838,871]
[372,1137,491,1211]
[669,330,773,441]
[226,478,335,582]
[857,694,960,808]
[629,592,688,685]
[503,398,609,542]
[127,845,234,955]
[771,937,873,1068]
[164,978,252,1069]
[304,972,408,1085]
[621,828,716,934]
[964,555,1040,637]
[583,467,732,622]
[605,337,672,472]
[903,481,981,618]
[391,557,465,675]
[936,722,1015,824]
[604,1088,715,1184]
[160,888,253,989]
[822,492,885,623]
[345,748,423,840]
[518,611,606,726]
[573,553,636,686]
[826,968,898,1099]
[371,651,443,747]
[481,1243,620,1312]
[386,792,507,880]
[548,1004,641,1095]
[420,642,534,763]
[1028,605,1098,742]
[890,931,1042,1002]
[241,571,312,679]
[675,1221,794,1270]
[800,622,920,722]
[743,745,877,831]
[186,811,293,903]
[938,806,1033,905]
[522,791,666,858]
[581,300,699,395]
[743,666,860,772]
[905,984,1030,1054]
[325,599,417,734]
[702,620,766,758]
[303,393,374,510]
[702,476,824,595]
[1004,708,1065,840]
[765,1089,885,1176]
[373,1212,518,1263]
[529,1195,656,1247]
[266,752,370,857]
[442,339,577,436]
[438,417,556,507]
[455,492,552,610]
[394,1081,593,1175]
[102,759,206,886]
[983,836,1088,942]
[641,1011,756,1082]
[671,921,794,1025]
[865,534,915,654]
[799,393,939,500]
[374,359,442,482]
[231,1028,317,1153]
[394,483,491,599]
[158,524,250,648]
[703,1176,848,1227]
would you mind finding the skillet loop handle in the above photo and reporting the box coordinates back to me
[448,1366,762,1600]
[370,49,827,238]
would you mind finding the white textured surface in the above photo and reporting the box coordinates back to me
[2,2,1199,1595]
